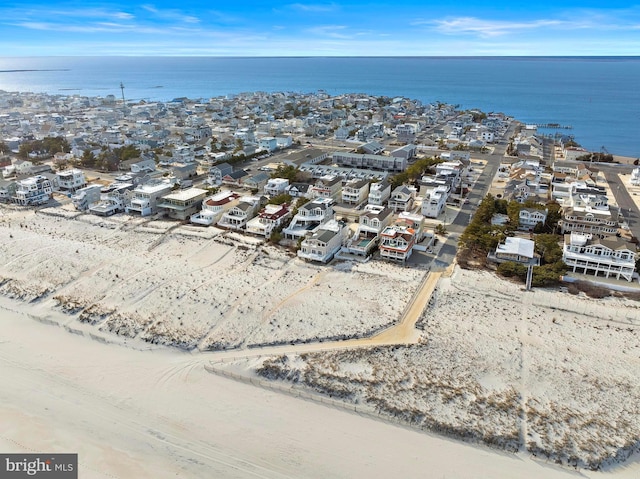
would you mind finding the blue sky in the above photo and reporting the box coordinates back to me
[1,1,639,56]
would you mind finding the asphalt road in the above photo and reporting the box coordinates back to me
[603,169,640,241]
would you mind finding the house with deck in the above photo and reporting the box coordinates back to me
[264,178,289,197]
[157,187,207,220]
[12,175,53,206]
[387,185,416,213]
[341,178,369,206]
[298,220,348,263]
[488,237,539,265]
[519,208,548,231]
[190,190,241,226]
[367,179,391,206]
[245,203,292,238]
[309,176,342,200]
[71,184,102,211]
[563,233,637,282]
[421,184,449,218]
[56,168,86,193]
[283,197,334,240]
[342,205,393,257]
[217,196,262,230]
[125,181,173,216]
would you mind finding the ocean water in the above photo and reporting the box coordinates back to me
[0,56,638,157]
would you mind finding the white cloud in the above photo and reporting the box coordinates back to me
[288,3,339,13]
[426,17,563,37]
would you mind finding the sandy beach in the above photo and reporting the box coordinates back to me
[1,203,640,477]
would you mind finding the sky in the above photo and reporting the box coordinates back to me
[1,1,640,56]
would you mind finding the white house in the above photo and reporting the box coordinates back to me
[283,197,334,240]
[631,167,640,186]
[519,208,547,231]
[367,179,391,206]
[13,175,53,206]
[264,178,290,197]
[56,168,86,193]
[489,237,539,265]
[190,190,241,226]
[421,184,449,218]
[563,233,637,282]
[125,181,173,216]
[258,137,278,152]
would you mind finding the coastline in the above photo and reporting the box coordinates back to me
[1,204,640,476]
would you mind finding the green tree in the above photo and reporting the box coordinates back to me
[268,193,292,205]
[534,234,563,264]
[271,165,298,182]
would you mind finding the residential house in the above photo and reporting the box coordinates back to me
[125,181,173,216]
[563,233,637,282]
[298,220,348,263]
[559,186,619,236]
[207,162,234,186]
[258,136,278,152]
[341,178,370,205]
[12,175,53,205]
[245,203,292,238]
[379,222,418,263]
[190,190,241,226]
[421,184,449,218]
[309,176,342,200]
[71,184,102,211]
[630,167,640,186]
[129,158,156,174]
[387,185,416,212]
[171,162,197,181]
[488,237,539,265]
[157,187,207,220]
[396,124,416,143]
[0,179,16,203]
[217,196,262,230]
[519,208,547,231]
[89,182,134,216]
[342,205,393,257]
[285,182,311,199]
[367,179,391,206]
[244,171,271,191]
[221,169,249,188]
[391,144,416,162]
[56,168,86,193]
[264,178,289,197]
[283,197,334,240]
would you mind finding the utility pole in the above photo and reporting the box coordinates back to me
[120,82,126,109]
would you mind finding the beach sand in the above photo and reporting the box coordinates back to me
[1,203,640,477]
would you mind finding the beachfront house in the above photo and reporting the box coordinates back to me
[341,205,393,257]
[559,186,619,236]
[245,203,292,238]
[488,237,539,265]
[283,197,334,240]
[563,233,637,282]
[157,187,207,220]
[217,196,262,231]
[12,175,53,206]
[298,220,348,263]
[125,181,173,216]
[190,190,241,226]
[71,184,102,211]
